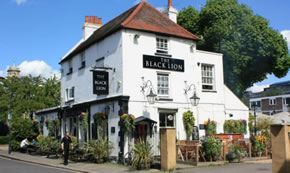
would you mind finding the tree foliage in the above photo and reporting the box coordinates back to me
[0,75,60,121]
[178,0,290,96]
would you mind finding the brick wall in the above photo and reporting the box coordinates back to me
[261,97,283,111]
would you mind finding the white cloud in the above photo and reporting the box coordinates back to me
[281,30,290,49]
[14,0,27,5]
[18,60,60,79]
[246,84,270,93]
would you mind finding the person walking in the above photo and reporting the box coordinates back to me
[61,131,72,165]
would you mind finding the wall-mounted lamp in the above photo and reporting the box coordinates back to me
[140,77,157,104]
[184,81,200,106]
[134,34,140,40]
[190,43,195,53]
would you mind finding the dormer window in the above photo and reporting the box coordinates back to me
[156,37,168,54]
[79,52,86,69]
[67,60,73,75]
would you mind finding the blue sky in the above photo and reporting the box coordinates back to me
[0,0,289,92]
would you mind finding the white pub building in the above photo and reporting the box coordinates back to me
[36,1,249,161]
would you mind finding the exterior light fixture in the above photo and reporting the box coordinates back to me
[141,77,157,104]
[184,81,200,106]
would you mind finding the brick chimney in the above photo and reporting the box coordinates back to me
[82,16,102,40]
[163,0,178,23]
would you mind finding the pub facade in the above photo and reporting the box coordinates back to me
[36,1,249,161]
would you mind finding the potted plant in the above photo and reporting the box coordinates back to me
[131,140,153,170]
[226,144,246,163]
[83,137,113,163]
[202,136,221,162]
[182,111,195,140]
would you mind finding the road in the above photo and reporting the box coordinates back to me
[0,157,76,173]
[178,162,272,173]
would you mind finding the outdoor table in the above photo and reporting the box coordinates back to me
[177,143,201,162]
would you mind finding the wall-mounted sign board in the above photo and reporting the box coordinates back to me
[93,71,109,95]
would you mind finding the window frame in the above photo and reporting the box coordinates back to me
[157,73,170,97]
[201,64,215,91]
[67,60,73,75]
[159,112,176,128]
[79,52,86,69]
[66,87,75,101]
[269,98,276,105]
[156,36,169,54]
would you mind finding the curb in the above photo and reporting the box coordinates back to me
[0,153,90,173]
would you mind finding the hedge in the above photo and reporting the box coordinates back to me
[0,136,9,144]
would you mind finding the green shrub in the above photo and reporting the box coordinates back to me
[202,136,221,162]
[131,140,153,170]
[83,137,113,161]
[10,118,38,150]
[0,136,9,144]
[37,135,59,154]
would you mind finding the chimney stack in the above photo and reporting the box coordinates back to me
[163,0,178,23]
[83,16,102,40]
[168,0,172,7]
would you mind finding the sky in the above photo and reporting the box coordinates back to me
[0,0,289,92]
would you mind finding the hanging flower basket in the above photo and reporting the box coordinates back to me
[79,112,88,132]
[121,114,135,133]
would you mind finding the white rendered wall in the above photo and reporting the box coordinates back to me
[61,31,124,107]
[90,101,120,158]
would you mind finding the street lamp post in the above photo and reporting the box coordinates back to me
[8,93,12,154]
[252,103,257,136]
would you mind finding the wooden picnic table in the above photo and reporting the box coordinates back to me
[177,141,205,163]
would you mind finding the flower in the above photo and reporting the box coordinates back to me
[121,113,128,119]
[81,112,87,116]
[130,114,135,120]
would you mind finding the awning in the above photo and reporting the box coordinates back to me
[135,116,157,124]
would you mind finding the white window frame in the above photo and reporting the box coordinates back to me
[156,36,169,54]
[157,73,170,97]
[269,98,276,105]
[201,64,215,91]
[66,87,75,101]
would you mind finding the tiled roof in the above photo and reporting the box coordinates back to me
[60,1,199,63]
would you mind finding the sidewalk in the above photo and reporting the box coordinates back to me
[0,145,271,173]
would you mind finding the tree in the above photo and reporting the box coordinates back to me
[178,0,290,96]
[0,75,60,121]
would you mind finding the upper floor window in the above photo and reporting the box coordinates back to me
[156,37,168,54]
[269,98,276,105]
[201,64,215,91]
[79,53,85,69]
[95,57,104,67]
[67,60,73,75]
[66,87,74,101]
[157,73,169,97]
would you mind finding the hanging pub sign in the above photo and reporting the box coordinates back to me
[93,71,109,95]
[143,55,184,72]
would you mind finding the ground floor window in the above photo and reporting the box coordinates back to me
[69,117,78,137]
[159,113,175,128]
[92,120,108,140]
